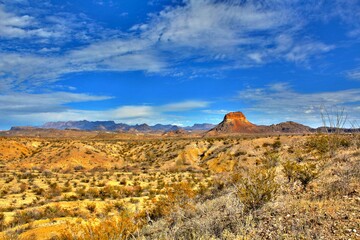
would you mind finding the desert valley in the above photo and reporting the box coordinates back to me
[0,112,358,239]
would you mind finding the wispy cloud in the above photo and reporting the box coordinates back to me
[0,92,113,114]
[347,68,360,80]
[160,101,209,112]
[141,0,333,66]
[0,38,166,92]
[0,4,45,39]
[0,93,210,127]
[237,83,360,126]
[0,0,337,91]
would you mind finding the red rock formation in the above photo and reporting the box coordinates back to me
[208,111,260,134]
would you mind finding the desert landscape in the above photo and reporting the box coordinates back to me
[1,1,360,239]
[0,112,359,239]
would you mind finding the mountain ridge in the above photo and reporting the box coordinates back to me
[39,120,216,132]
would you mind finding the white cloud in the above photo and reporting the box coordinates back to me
[160,100,209,112]
[0,5,34,38]
[284,42,335,64]
[0,1,338,91]
[347,68,360,80]
[141,0,333,66]
[0,38,166,90]
[0,4,62,39]
[0,94,210,127]
[237,83,360,126]
[0,92,113,114]
[202,109,229,115]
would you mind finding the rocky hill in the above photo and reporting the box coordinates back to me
[207,112,261,134]
[267,121,312,133]
[208,111,314,135]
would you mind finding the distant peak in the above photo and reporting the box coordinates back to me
[207,111,257,134]
[224,111,249,123]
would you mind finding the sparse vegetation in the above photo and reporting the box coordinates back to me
[236,168,278,211]
[0,134,359,239]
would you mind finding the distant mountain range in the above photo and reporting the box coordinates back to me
[39,120,216,132]
[7,111,359,135]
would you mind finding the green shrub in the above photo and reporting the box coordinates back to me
[282,160,318,189]
[306,134,353,158]
[272,140,281,150]
[261,151,280,168]
[306,135,329,156]
[282,160,298,182]
[236,168,278,211]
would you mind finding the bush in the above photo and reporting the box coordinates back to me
[306,134,352,158]
[261,151,280,168]
[56,212,141,240]
[282,160,318,189]
[306,135,329,156]
[86,203,96,213]
[272,140,281,150]
[296,163,318,189]
[0,212,5,231]
[143,182,196,222]
[282,160,298,182]
[9,205,72,228]
[236,168,278,211]
[46,183,62,199]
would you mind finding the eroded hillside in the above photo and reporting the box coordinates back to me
[0,136,300,172]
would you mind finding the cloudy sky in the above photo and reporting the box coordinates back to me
[0,0,360,129]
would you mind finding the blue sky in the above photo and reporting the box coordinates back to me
[0,0,360,129]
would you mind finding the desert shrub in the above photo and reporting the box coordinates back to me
[2,231,20,240]
[143,182,196,222]
[113,201,125,212]
[296,163,318,189]
[0,212,5,231]
[234,150,247,157]
[166,182,196,208]
[55,212,140,240]
[86,187,100,199]
[62,181,72,192]
[42,169,53,178]
[46,182,62,199]
[119,178,127,185]
[261,151,280,168]
[236,168,278,211]
[9,205,74,228]
[74,165,84,171]
[140,193,253,239]
[43,205,70,219]
[272,140,281,150]
[99,185,121,199]
[306,134,352,158]
[86,203,96,213]
[10,209,41,226]
[282,160,319,189]
[282,160,298,182]
[18,182,27,193]
[144,196,173,221]
[306,135,329,156]
[76,186,87,199]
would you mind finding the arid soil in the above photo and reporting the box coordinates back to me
[0,132,359,239]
